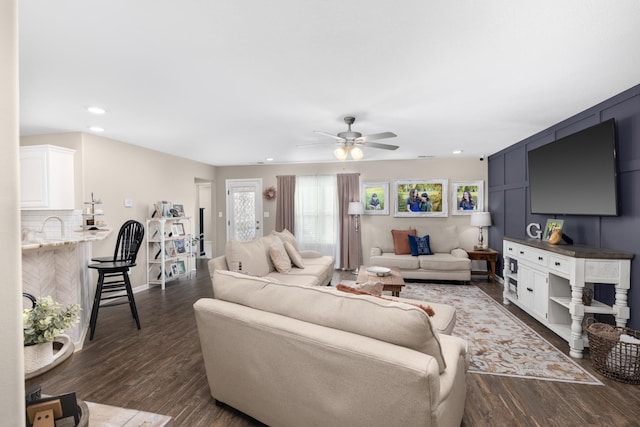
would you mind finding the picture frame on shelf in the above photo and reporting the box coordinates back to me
[542,219,564,242]
[451,181,483,215]
[173,204,184,217]
[393,179,448,217]
[176,259,186,275]
[361,182,389,215]
[170,263,179,276]
[173,238,186,254]
[171,223,185,236]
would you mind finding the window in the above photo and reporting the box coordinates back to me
[294,175,339,259]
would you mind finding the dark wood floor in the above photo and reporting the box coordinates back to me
[40,260,640,426]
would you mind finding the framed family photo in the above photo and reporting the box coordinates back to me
[171,223,185,236]
[393,179,448,217]
[451,181,484,215]
[361,182,389,215]
[542,219,564,241]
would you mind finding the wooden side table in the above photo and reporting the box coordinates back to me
[467,248,498,282]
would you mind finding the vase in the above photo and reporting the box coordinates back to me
[24,341,54,373]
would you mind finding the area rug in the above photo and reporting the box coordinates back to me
[399,283,603,385]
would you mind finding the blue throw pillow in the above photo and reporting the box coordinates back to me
[408,234,433,256]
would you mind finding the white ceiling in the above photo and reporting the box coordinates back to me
[18,1,640,166]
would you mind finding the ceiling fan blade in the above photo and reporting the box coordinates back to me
[358,141,399,150]
[314,130,346,141]
[355,132,397,142]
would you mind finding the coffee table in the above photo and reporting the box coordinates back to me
[356,266,405,297]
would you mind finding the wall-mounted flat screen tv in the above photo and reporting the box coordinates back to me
[528,118,618,216]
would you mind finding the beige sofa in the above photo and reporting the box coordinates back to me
[194,269,468,427]
[210,229,335,287]
[369,225,471,282]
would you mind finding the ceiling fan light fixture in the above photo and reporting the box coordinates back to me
[334,146,348,160]
[350,146,363,160]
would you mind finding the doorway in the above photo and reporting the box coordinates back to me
[226,179,263,242]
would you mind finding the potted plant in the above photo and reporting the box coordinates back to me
[23,295,80,373]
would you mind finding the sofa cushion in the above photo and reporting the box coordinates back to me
[419,253,471,271]
[425,225,459,253]
[264,273,320,286]
[370,253,420,270]
[408,234,433,256]
[212,269,446,372]
[391,229,416,255]
[225,238,270,276]
[269,238,292,273]
[284,241,305,268]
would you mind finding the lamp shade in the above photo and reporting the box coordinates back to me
[350,146,364,160]
[470,212,492,227]
[348,201,364,215]
[334,146,348,160]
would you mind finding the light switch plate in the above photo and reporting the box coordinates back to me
[124,199,133,207]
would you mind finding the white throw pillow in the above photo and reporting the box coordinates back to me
[269,239,292,273]
[284,241,305,268]
[272,229,298,249]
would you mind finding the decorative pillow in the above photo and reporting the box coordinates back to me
[269,239,292,273]
[336,284,435,317]
[353,280,384,296]
[408,234,433,256]
[225,238,271,276]
[272,228,298,249]
[391,229,416,255]
[284,241,305,268]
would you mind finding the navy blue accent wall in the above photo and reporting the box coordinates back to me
[488,83,640,329]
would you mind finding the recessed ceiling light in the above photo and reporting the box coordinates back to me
[452,149,463,154]
[89,126,104,132]
[265,157,274,162]
[87,106,106,114]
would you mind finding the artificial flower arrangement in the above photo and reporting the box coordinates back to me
[23,295,80,345]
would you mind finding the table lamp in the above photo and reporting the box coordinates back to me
[470,212,492,250]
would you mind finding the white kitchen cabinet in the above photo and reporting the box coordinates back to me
[20,145,75,210]
[503,237,632,358]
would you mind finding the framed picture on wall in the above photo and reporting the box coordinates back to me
[393,179,448,217]
[451,181,483,215]
[361,182,389,215]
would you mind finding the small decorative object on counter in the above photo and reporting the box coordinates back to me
[23,295,80,373]
[582,288,594,306]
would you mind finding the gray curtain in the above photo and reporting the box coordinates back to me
[337,173,360,270]
[275,175,296,232]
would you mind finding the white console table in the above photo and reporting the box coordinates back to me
[502,237,633,358]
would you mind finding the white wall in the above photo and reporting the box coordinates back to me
[214,157,488,264]
[1,0,27,424]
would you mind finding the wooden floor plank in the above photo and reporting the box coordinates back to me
[39,261,640,426]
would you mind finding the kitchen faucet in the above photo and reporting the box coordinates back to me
[38,216,66,239]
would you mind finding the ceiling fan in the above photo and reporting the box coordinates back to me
[314,116,399,160]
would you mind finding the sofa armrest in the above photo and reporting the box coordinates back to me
[299,250,322,258]
[451,248,469,259]
[370,247,382,256]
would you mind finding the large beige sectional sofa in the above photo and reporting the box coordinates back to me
[369,225,472,282]
[194,269,468,427]
[209,229,335,286]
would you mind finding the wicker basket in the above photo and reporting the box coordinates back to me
[586,318,640,384]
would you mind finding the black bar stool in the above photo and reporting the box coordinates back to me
[87,220,144,340]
